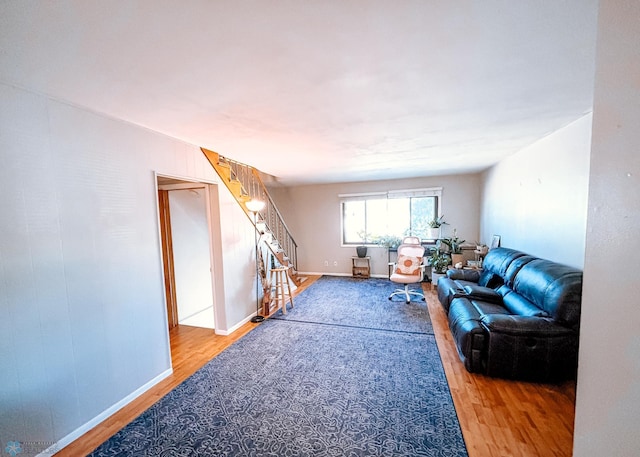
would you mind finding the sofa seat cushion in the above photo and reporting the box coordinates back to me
[471,299,510,316]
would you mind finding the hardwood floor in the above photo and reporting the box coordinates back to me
[56,276,575,457]
[424,285,576,457]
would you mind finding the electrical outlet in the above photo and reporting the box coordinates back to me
[333,261,338,266]
[324,260,328,267]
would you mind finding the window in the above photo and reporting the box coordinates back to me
[340,188,441,245]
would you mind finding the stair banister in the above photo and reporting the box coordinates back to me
[201,148,298,275]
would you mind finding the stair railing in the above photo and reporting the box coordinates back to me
[202,149,298,272]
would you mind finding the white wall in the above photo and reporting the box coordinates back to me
[0,83,256,453]
[169,188,215,329]
[573,1,640,455]
[269,174,482,277]
[480,114,592,268]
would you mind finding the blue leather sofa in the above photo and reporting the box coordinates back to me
[437,247,583,382]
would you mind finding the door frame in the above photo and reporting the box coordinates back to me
[155,173,223,333]
[157,188,179,329]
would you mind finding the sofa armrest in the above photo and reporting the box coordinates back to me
[446,268,480,282]
[462,285,502,304]
[480,314,578,381]
[447,298,486,373]
[436,277,467,311]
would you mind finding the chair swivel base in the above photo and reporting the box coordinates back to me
[388,285,426,304]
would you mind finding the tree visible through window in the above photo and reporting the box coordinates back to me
[342,194,438,244]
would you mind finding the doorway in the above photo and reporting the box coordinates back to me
[157,176,217,330]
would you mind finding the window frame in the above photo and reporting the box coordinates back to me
[339,187,442,246]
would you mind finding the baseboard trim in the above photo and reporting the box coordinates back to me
[300,272,390,279]
[215,313,256,336]
[300,271,352,277]
[40,368,173,456]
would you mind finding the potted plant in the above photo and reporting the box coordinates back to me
[356,230,369,258]
[428,243,451,286]
[425,215,448,240]
[257,246,272,314]
[441,230,466,267]
[372,234,403,250]
[261,277,272,314]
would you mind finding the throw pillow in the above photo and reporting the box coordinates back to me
[395,255,421,275]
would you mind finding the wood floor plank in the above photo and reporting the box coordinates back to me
[55,276,574,457]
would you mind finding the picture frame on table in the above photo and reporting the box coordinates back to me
[490,235,501,249]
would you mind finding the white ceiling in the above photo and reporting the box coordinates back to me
[0,0,599,186]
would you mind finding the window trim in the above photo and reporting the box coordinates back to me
[338,187,442,200]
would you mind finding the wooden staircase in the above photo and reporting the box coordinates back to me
[201,148,303,287]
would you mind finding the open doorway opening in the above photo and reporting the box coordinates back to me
[157,176,217,330]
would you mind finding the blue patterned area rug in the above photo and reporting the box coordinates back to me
[89,277,467,456]
[274,275,433,335]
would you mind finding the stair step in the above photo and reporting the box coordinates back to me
[228,180,243,196]
[217,163,231,181]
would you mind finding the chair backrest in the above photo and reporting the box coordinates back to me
[394,242,426,277]
[402,236,421,245]
[397,243,425,258]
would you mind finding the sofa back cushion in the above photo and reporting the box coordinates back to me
[503,255,536,287]
[482,247,528,279]
[512,259,583,330]
[497,285,549,317]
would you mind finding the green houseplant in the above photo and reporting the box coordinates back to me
[425,215,448,240]
[372,234,403,250]
[428,244,451,274]
[441,230,466,266]
[428,215,448,228]
[428,242,450,287]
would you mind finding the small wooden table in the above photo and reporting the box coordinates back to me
[352,256,371,278]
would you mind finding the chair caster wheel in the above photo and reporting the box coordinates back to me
[406,301,410,304]
[422,298,426,301]
[388,297,392,301]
